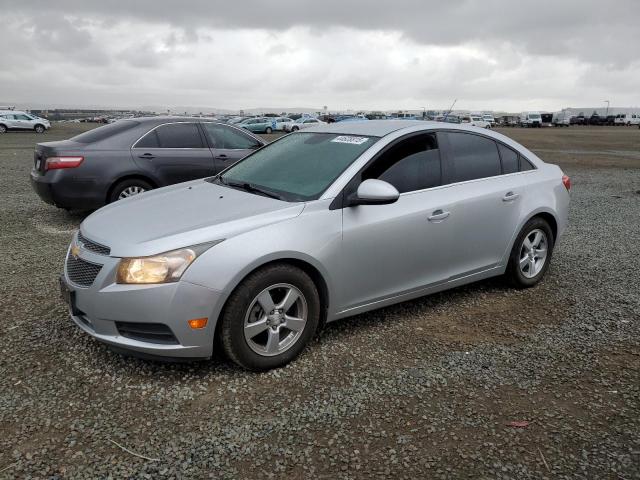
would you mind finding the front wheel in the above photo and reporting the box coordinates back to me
[0,124,6,134]
[109,179,153,203]
[265,127,272,134]
[291,126,299,132]
[506,217,554,288]
[220,264,320,371]
[34,124,45,133]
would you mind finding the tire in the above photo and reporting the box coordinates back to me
[220,263,320,371]
[34,124,45,133]
[0,124,6,133]
[109,179,153,203]
[291,126,299,132]
[506,217,554,288]
[265,127,272,134]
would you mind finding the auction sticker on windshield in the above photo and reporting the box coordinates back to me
[331,136,370,145]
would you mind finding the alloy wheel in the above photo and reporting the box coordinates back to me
[243,283,308,357]
[118,185,146,199]
[519,228,548,278]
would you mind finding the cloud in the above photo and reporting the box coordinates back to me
[1,1,639,111]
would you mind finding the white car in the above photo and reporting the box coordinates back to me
[273,117,294,131]
[284,118,326,132]
[0,110,51,133]
[461,115,492,129]
[520,112,542,128]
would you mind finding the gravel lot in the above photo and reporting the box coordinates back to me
[1,124,639,479]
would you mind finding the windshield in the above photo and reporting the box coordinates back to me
[218,132,378,201]
[529,114,541,119]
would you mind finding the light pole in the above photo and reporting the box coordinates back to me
[604,100,610,117]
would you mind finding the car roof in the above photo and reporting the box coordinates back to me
[132,116,217,124]
[304,119,432,137]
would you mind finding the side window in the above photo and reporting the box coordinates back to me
[363,133,441,194]
[154,123,203,148]
[135,129,159,148]
[520,158,535,171]
[202,123,260,150]
[498,144,519,174]
[446,132,500,183]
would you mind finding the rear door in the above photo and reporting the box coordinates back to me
[200,122,263,173]
[339,133,453,310]
[131,122,215,185]
[438,131,527,279]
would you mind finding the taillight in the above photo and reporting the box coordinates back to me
[45,156,84,170]
[562,174,571,191]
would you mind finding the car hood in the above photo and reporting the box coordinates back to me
[80,180,305,257]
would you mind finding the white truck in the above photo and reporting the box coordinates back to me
[613,113,640,126]
[552,110,572,127]
[520,111,542,128]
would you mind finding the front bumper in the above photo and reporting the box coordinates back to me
[61,235,225,359]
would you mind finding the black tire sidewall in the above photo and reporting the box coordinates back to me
[0,125,7,133]
[109,179,153,203]
[265,127,272,134]
[508,218,554,288]
[34,125,45,133]
[221,264,320,371]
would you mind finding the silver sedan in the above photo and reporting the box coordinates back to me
[60,120,570,370]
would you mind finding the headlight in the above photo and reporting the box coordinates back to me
[116,242,222,284]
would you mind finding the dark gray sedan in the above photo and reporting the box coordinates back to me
[30,117,266,209]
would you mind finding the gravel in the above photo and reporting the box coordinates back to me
[0,126,639,479]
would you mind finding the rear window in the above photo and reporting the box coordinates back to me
[70,120,139,144]
[446,132,501,183]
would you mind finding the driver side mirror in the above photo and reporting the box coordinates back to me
[348,179,400,206]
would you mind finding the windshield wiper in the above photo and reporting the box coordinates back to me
[220,177,284,200]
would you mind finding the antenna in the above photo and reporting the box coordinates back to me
[444,99,457,120]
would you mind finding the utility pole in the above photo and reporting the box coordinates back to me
[604,100,610,117]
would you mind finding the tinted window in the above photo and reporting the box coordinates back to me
[220,133,377,201]
[71,120,139,144]
[363,134,441,193]
[520,158,535,171]
[154,123,203,148]
[202,123,260,149]
[16,114,30,120]
[447,132,500,182]
[135,130,159,148]
[498,144,519,174]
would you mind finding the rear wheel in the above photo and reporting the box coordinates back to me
[265,127,273,134]
[109,179,153,203]
[34,124,45,133]
[0,124,6,133]
[291,126,299,132]
[220,264,320,371]
[506,217,554,288]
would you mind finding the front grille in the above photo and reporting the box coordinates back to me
[115,322,179,345]
[78,232,111,256]
[66,255,102,287]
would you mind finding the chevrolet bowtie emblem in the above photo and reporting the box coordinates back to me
[71,244,81,259]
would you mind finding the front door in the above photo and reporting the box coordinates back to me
[338,133,453,311]
[131,122,215,185]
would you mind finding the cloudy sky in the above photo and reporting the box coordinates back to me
[1,0,639,112]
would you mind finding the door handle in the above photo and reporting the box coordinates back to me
[215,154,228,160]
[502,191,520,202]
[428,209,450,222]
[138,153,155,160]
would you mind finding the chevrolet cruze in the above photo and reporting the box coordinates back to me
[60,120,570,370]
